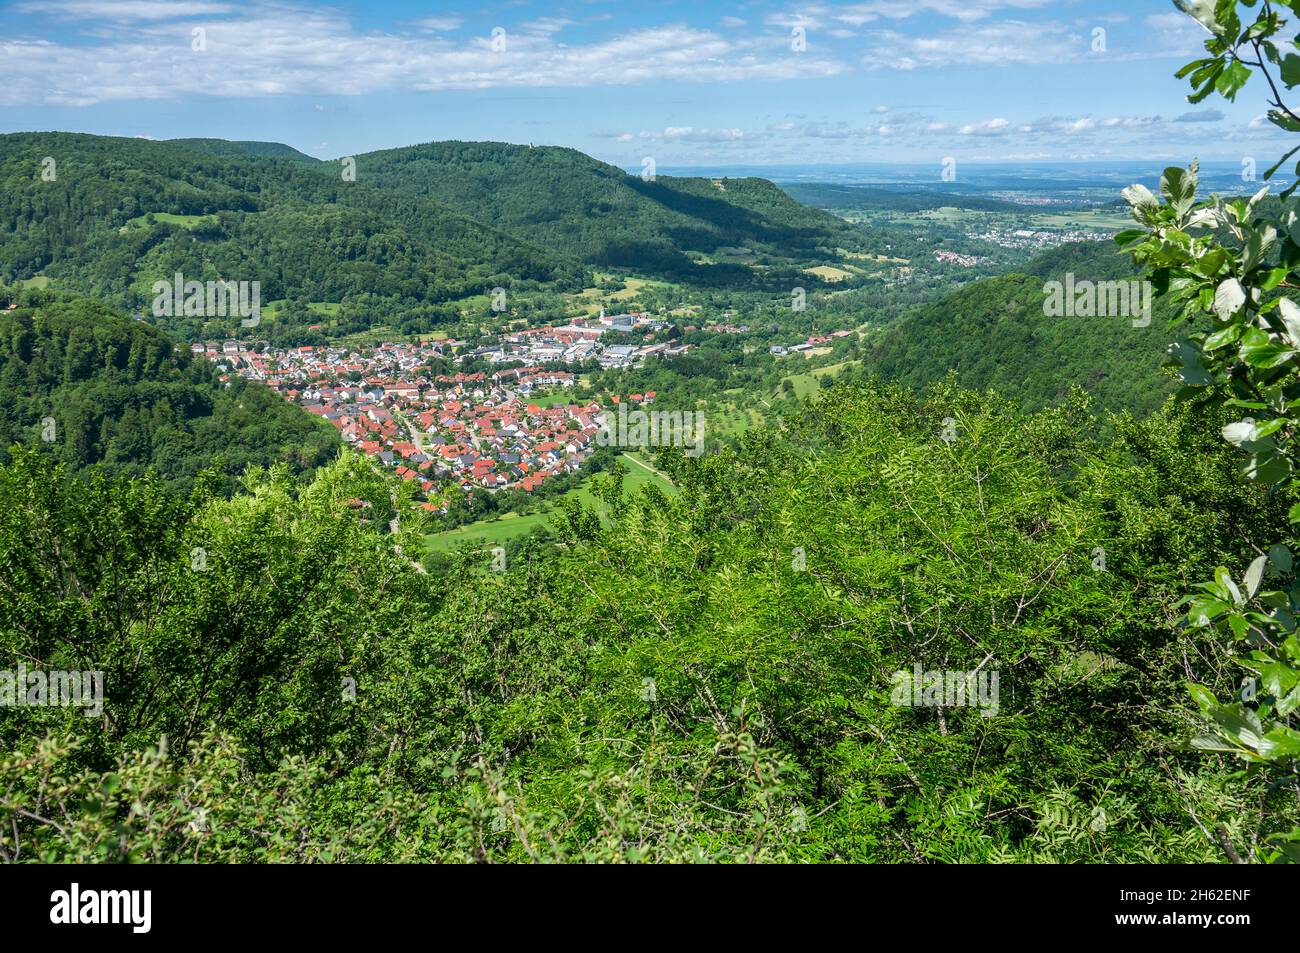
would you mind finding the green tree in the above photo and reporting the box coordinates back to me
[1120,0,1300,863]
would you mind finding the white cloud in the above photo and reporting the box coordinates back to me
[519,17,574,37]
[769,1,1051,30]
[413,16,463,33]
[0,5,849,106]
[864,20,1080,69]
[653,126,746,142]
[959,117,1010,135]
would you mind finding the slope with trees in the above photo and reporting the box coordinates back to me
[0,285,339,492]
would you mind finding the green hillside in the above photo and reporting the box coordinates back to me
[0,286,339,491]
[2,380,1289,861]
[167,138,321,163]
[0,132,586,341]
[864,241,1176,416]
[353,140,859,286]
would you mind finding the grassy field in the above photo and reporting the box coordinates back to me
[120,212,218,232]
[777,360,854,402]
[424,452,675,553]
[564,274,676,318]
[1028,209,1134,230]
[20,276,50,289]
[803,265,856,281]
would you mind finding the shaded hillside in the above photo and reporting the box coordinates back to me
[865,241,1176,416]
[167,138,321,163]
[0,132,586,340]
[353,140,859,286]
[0,286,339,490]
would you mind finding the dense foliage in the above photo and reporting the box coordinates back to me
[1,379,1293,861]
[0,286,338,491]
[863,241,1176,417]
[353,140,859,287]
[1115,0,1300,862]
[0,132,587,340]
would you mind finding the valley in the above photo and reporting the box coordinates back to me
[2,0,1299,872]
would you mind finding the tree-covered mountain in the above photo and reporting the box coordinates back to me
[0,133,873,343]
[352,140,860,284]
[0,286,338,491]
[0,132,587,341]
[862,240,1176,417]
[166,138,321,163]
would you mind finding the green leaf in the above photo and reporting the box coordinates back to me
[1282,53,1300,89]
[1245,554,1268,598]
[1215,59,1251,100]
[1242,224,1278,272]
[1167,340,1215,385]
[1213,277,1247,318]
[1161,165,1199,216]
[1203,323,1242,350]
[1240,326,1296,368]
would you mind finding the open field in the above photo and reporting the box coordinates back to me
[564,274,676,318]
[424,452,675,553]
[120,212,218,232]
[803,265,856,281]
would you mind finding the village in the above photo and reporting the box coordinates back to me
[193,312,676,510]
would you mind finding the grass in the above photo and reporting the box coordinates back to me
[803,265,856,281]
[424,452,675,553]
[776,360,854,402]
[782,374,821,400]
[121,212,217,232]
[20,276,50,289]
[564,274,675,318]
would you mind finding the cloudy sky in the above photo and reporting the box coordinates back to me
[0,0,1291,167]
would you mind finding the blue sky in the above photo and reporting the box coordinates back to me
[0,0,1293,167]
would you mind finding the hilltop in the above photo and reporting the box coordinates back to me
[350,140,860,284]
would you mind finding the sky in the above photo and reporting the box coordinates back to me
[0,0,1294,168]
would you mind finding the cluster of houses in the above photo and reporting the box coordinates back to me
[933,249,984,268]
[458,312,689,369]
[199,336,658,509]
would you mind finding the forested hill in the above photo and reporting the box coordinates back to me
[352,140,857,283]
[165,138,321,163]
[0,133,868,339]
[0,132,586,340]
[0,286,338,491]
[864,240,1176,417]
